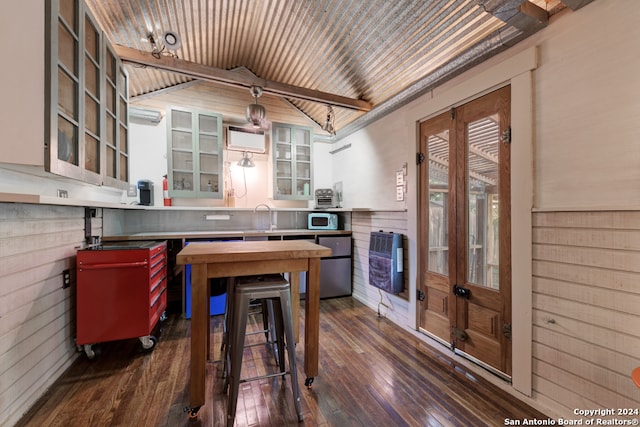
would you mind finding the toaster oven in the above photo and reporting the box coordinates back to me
[315,188,337,208]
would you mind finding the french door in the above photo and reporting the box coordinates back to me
[418,86,512,376]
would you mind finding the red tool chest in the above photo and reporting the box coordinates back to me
[76,240,167,358]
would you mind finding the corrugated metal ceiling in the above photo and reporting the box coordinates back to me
[84,0,578,137]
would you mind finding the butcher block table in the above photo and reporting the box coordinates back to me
[176,239,332,417]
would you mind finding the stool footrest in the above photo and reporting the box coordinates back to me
[236,274,288,286]
[239,370,291,384]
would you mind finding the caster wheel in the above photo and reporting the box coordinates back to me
[139,335,157,352]
[183,405,201,419]
[83,344,95,360]
[304,377,314,389]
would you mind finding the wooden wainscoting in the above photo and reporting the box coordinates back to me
[0,203,99,427]
[351,210,409,303]
[532,211,640,413]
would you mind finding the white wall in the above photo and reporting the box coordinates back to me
[332,109,409,210]
[312,141,334,191]
[534,0,640,210]
[128,119,170,206]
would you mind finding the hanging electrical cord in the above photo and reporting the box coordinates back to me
[377,288,390,318]
[234,166,250,199]
[234,152,254,200]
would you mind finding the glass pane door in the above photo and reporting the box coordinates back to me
[418,86,511,376]
[466,115,500,289]
[428,131,450,276]
[275,126,293,197]
[171,110,194,191]
[198,115,219,193]
[418,111,455,345]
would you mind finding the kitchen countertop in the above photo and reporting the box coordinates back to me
[0,191,406,212]
[103,229,352,241]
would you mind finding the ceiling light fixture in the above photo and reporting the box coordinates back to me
[321,105,336,136]
[246,86,266,129]
[237,151,255,168]
[145,31,181,59]
[162,31,181,50]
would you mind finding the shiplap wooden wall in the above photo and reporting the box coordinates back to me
[351,210,410,324]
[532,211,640,413]
[0,203,98,426]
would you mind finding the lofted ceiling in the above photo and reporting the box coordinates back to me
[85,0,593,138]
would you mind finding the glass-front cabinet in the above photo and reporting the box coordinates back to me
[45,0,129,188]
[272,123,313,200]
[167,107,223,198]
[103,46,129,186]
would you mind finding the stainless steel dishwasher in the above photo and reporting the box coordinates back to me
[317,235,352,298]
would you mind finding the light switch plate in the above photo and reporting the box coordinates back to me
[396,185,404,201]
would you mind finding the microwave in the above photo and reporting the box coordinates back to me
[308,213,338,230]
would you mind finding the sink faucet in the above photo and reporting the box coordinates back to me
[254,203,275,231]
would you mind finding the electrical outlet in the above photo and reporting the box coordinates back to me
[127,184,137,197]
[62,269,71,289]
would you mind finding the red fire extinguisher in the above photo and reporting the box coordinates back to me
[162,174,172,206]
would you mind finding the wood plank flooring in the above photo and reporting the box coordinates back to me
[15,297,546,426]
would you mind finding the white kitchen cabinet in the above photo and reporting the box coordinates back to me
[167,107,223,199]
[272,123,313,200]
[45,0,129,188]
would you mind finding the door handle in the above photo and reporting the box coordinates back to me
[453,284,471,299]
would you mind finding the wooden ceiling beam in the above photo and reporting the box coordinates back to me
[481,1,548,33]
[113,45,373,112]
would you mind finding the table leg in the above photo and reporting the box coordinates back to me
[189,264,207,411]
[289,272,300,343]
[304,258,320,382]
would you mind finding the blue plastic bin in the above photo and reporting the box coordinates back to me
[185,264,226,318]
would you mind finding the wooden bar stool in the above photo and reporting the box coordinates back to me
[224,274,303,427]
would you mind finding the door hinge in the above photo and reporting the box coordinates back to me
[503,323,512,340]
[416,152,425,165]
[417,289,425,301]
[501,127,512,144]
[452,327,468,341]
[450,107,456,119]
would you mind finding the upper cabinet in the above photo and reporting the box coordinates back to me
[272,123,313,200]
[167,107,223,199]
[45,0,129,188]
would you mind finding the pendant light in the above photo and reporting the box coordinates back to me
[321,105,336,136]
[246,86,266,129]
[237,151,255,168]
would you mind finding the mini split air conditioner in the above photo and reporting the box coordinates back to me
[227,125,266,153]
[129,107,163,125]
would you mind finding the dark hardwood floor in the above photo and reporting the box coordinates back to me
[15,297,546,426]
